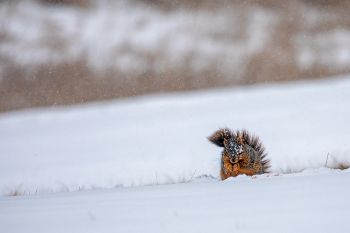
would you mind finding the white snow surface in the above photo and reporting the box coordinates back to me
[1,77,350,196]
[1,78,350,233]
[1,169,350,233]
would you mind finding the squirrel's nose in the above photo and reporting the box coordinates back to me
[229,156,236,164]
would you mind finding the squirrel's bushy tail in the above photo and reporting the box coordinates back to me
[207,128,231,147]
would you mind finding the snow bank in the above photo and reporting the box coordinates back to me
[1,168,349,233]
[1,77,350,195]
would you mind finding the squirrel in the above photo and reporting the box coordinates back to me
[208,128,270,180]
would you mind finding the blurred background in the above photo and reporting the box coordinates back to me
[1,0,350,112]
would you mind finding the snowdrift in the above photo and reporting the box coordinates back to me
[1,169,350,233]
[1,77,350,195]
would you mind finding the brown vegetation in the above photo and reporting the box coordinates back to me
[1,0,350,112]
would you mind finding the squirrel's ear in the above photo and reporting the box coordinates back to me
[208,128,231,147]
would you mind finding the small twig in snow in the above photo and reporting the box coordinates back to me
[325,152,330,168]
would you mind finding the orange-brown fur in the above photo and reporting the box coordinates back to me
[208,128,270,180]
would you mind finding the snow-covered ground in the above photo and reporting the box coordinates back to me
[1,77,350,196]
[1,77,350,232]
[1,169,349,233]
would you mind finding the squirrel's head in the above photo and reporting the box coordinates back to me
[208,128,244,162]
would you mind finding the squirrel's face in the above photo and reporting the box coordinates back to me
[223,137,244,163]
[208,128,244,163]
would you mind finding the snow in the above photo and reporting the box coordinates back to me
[0,77,350,196]
[1,77,350,232]
[1,169,349,233]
